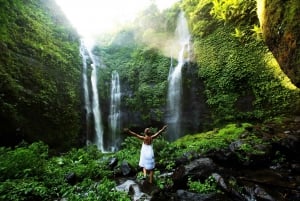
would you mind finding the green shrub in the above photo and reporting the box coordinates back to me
[0,141,48,181]
[174,123,251,154]
[188,176,218,193]
[0,179,50,201]
[62,177,130,201]
[114,137,140,168]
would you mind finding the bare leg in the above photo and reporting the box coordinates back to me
[143,168,147,177]
[149,170,153,183]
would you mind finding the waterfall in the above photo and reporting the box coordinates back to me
[80,39,104,152]
[109,70,121,152]
[80,40,92,145]
[166,11,191,141]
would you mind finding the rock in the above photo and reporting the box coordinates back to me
[140,180,159,196]
[65,172,77,185]
[206,148,238,167]
[115,179,151,201]
[108,157,118,169]
[121,160,132,176]
[176,190,217,201]
[172,158,216,189]
[229,140,243,152]
[211,173,227,191]
[254,185,275,201]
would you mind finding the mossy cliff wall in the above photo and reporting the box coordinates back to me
[258,0,300,87]
[0,0,82,151]
[181,0,300,124]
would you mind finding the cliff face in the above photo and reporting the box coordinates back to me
[1,0,299,151]
[258,0,300,87]
[0,0,82,151]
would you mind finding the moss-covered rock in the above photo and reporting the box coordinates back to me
[258,0,300,87]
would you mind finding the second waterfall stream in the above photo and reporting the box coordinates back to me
[166,11,191,141]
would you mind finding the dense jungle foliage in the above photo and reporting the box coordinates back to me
[0,122,264,200]
[181,0,300,123]
[0,0,299,200]
[0,0,299,149]
[93,5,180,126]
[0,0,82,151]
[96,44,170,123]
[94,0,300,128]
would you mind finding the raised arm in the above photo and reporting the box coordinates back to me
[124,128,144,140]
[151,125,167,139]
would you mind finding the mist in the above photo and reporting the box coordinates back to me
[55,0,181,58]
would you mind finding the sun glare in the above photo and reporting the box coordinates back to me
[55,0,179,38]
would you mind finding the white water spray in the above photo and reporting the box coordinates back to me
[80,40,92,145]
[80,39,104,152]
[109,70,121,152]
[166,11,191,141]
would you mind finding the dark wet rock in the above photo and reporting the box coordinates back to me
[108,157,118,169]
[291,163,300,173]
[211,173,227,191]
[175,151,199,166]
[272,133,300,160]
[172,158,216,189]
[140,180,159,195]
[150,189,177,201]
[206,148,238,167]
[229,140,244,152]
[115,179,151,201]
[243,186,256,201]
[242,184,276,201]
[227,139,273,167]
[65,172,77,185]
[176,190,224,201]
[254,185,276,201]
[121,160,132,176]
[173,158,216,179]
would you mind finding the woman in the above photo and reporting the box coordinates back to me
[124,125,167,183]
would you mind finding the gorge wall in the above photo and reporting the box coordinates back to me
[0,0,299,152]
[0,0,82,151]
[258,0,300,87]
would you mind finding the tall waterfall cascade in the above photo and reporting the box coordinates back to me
[109,70,121,152]
[166,12,191,141]
[80,39,105,152]
[80,41,91,143]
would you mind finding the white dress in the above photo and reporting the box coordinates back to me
[139,143,155,170]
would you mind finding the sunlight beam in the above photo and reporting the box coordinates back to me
[55,0,179,38]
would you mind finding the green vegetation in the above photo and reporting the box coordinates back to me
[1,0,299,153]
[0,0,298,199]
[0,141,130,201]
[117,123,267,171]
[0,121,278,200]
[95,43,170,123]
[174,123,250,152]
[195,26,300,123]
[89,0,300,131]
[0,0,81,150]
[180,0,300,125]
[188,176,218,193]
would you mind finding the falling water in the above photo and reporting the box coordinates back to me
[109,70,121,152]
[80,39,104,152]
[80,40,92,145]
[166,11,191,141]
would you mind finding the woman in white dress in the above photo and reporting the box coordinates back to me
[124,125,167,183]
